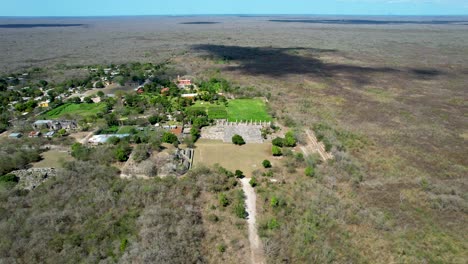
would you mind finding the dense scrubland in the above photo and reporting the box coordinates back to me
[0,16,467,263]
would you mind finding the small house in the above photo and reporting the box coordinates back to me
[177,75,192,88]
[29,131,41,138]
[9,133,22,139]
[181,93,198,99]
[45,131,55,138]
[38,101,49,108]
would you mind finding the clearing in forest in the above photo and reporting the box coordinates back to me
[43,103,107,118]
[193,139,271,177]
[190,98,272,122]
[32,150,73,168]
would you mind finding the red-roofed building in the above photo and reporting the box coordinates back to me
[136,87,144,94]
[177,75,192,88]
[170,126,183,136]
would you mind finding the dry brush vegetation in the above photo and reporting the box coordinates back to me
[0,16,467,263]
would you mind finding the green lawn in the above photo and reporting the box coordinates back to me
[190,99,272,121]
[226,99,272,122]
[44,103,107,119]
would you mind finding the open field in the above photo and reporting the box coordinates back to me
[226,99,272,122]
[193,139,272,177]
[43,103,106,118]
[32,150,72,168]
[191,98,271,121]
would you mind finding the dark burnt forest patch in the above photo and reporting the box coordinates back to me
[269,19,468,25]
[192,44,444,83]
[0,24,86,28]
[180,22,220,25]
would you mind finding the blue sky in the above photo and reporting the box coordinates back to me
[1,0,467,16]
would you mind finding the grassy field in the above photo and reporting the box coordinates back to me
[44,103,107,118]
[193,139,272,177]
[191,99,272,121]
[32,150,73,168]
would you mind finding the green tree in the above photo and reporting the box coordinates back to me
[84,96,93,104]
[148,115,161,125]
[232,134,245,145]
[68,97,81,104]
[272,137,284,147]
[71,143,91,160]
[95,81,105,88]
[114,144,132,162]
[162,132,178,144]
[38,80,48,87]
[190,127,201,140]
[284,131,297,147]
[272,146,282,156]
[57,128,67,137]
[249,177,257,187]
[262,159,272,168]
[235,170,244,179]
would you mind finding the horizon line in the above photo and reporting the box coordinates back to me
[1,14,468,18]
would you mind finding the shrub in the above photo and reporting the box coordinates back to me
[148,115,160,125]
[234,202,247,219]
[262,159,272,168]
[295,153,304,163]
[323,138,332,152]
[272,137,284,147]
[207,214,219,222]
[71,143,91,160]
[114,144,132,162]
[219,193,229,207]
[162,132,178,144]
[272,146,282,156]
[95,81,104,88]
[232,134,245,145]
[235,170,244,179]
[120,238,128,252]
[270,196,279,208]
[249,177,258,187]
[267,218,280,230]
[305,166,315,177]
[84,96,93,104]
[107,136,121,145]
[133,144,150,163]
[217,244,226,253]
[0,174,19,183]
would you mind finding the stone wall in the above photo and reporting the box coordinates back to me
[11,168,57,190]
[201,120,271,143]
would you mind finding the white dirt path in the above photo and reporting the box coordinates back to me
[240,178,265,264]
[302,129,334,161]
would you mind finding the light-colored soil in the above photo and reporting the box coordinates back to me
[32,150,73,168]
[241,178,265,264]
[300,129,333,161]
[193,139,272,177]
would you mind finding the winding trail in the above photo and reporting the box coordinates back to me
[240,178,265,264]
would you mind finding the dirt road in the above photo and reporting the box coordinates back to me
[240,178,265,264]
